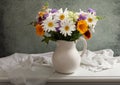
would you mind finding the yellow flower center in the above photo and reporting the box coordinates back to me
[65,26,69,31]
[59,14,65,20]
[88,18,93,23]
[48,22,54,27]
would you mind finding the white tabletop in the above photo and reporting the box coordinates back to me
[1,63,120,83]
[49,63,120,83]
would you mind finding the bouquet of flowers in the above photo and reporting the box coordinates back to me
[32,3,100,44]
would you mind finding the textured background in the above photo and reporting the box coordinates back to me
[0,0,120,57]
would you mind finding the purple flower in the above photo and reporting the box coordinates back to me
[55,21,61,32]
[51,9,58,13]
[55,27,60,32]
[43,13,49,19]
[88,8,96,14]
[78,14,87,20]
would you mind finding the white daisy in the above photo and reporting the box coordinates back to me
[86,13,98,32]
[60,19,75,37]
[42,15,58,32]
[54,8,68,21]
[79,9,88,16]
[86,13,98,25]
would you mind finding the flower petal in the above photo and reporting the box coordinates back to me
[77,20,88,34]
[35,24,44,36]
[83,30,92,39]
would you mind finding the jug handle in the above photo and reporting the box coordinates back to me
[79,37,87,57]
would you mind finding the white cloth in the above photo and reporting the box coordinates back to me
[0,49,120,85]
[80,49,120,72]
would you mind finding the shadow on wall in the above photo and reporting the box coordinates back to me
[0,1,6,57]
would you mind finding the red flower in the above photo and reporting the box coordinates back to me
[83,30,92,39]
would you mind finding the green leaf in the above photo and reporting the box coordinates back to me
[70,31,82,41]
[42,30,82,44]
[42,36,51,44]
[44,2,49,7]
[96,16,104,20]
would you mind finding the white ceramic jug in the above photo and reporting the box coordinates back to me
[52,37,87,74]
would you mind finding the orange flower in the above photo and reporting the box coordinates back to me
[77,20,88,34]
[35,24,44,36]
[83,30,92,39]
[38,11,46,18]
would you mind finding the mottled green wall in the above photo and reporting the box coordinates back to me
[0,0,120,57]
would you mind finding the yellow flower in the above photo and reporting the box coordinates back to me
[77,20,88,34]
[83,30,92,39]
[35,24,44,36]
